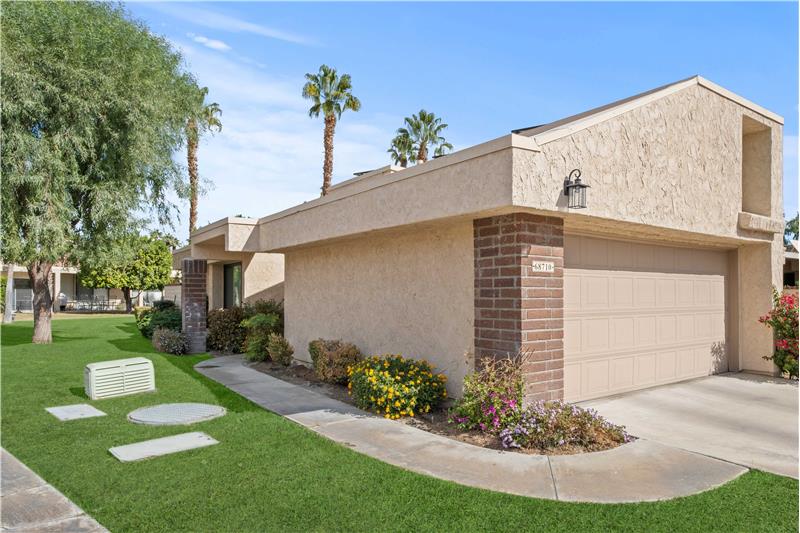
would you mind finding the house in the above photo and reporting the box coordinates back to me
[171,218,284,310]
[785,240,799,289]
[2,263,165,313]
[178,76,784,403]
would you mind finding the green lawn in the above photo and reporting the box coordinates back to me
[1,317,797,533]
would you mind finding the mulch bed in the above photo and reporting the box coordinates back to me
[248,359,626,455]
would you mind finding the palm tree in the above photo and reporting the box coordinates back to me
[399,110,450,163]
[302,65,361,196]
[387,131,416,168]
[187,87,222,237]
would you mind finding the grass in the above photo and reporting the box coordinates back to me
[1,316,797,533]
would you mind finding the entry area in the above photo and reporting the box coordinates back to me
[564,235,728,402]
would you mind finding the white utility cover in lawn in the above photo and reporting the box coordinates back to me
[127,403,226,426]
[45,404,107,421]
[109,432,218,462]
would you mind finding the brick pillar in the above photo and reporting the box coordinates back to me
[181,258,207,354]
[474,213,564,402]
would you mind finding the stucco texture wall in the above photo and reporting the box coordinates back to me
[244,253,284,303]
[259,149,513,252]
[513,84,783,242]
[284,221,474,397]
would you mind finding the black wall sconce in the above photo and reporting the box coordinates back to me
[564,169,590,209]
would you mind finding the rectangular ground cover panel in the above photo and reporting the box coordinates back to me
[109,432,218,462]
[45,404,107,421]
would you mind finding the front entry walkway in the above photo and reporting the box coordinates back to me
[581,373,799,478]
[195,356,748,503]
[1,448,108,532]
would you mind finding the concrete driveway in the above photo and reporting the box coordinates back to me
[581,373,798,478]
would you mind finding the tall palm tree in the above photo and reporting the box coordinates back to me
[398,110,450,163]
[187,87,222,237]
[302,64,361,196]
[387,131,416,168]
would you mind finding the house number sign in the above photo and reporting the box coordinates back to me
[531,261,555,273]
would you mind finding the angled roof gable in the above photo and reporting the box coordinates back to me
[513,75,783,146]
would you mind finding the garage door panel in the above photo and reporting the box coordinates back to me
[582,276,609,308]
[656,351,678,381]
[610,277,633,307]
[565,235,727,402]
[610,317,635,348]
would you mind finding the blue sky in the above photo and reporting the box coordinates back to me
[128,2,799,240]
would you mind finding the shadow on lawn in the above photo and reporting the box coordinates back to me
[108,322,156,354]
[0,324,92,347]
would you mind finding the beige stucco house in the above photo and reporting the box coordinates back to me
[178,76,785,403]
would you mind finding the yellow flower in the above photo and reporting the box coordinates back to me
[384,414,390,419]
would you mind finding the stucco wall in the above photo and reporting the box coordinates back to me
[207,263,223,310]
[259,148,514,252]
[512,84,783,242]
[284,220,474,396]
[243,253,284,303]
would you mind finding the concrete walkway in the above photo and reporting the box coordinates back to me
[1,448,108,533]
[581,373,799,478]
[196,356,748,503]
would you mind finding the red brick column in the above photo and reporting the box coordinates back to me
[181,258,207,354]
[474,213,564,402]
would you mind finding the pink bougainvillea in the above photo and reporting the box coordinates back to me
[759,291,799,378]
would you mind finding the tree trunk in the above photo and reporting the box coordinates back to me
[122,287,132,313]
[28,261,53,344]
[417,142,428,164]
[321,114,336,196]
[187,118,199,237]
[3,263,14,323]
[399,156,407,168]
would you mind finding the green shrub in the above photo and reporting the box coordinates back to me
[152,300,177,312]
[241,313,280,361]
[449,353,525,434]
[348,355,447,419]
[135,304,181,339]
[152,327,188,355]
[134,306,154,337]
[308,339,362,384]
[267,333,294,366]
[207,307,248,353]
[249,299,284,335]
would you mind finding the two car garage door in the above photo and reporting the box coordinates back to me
[564,235,728,402]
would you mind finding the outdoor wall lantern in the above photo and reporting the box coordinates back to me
[564,169,590,209]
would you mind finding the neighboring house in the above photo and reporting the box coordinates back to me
[785,240,799,288]
[1,263,163,313]
[171,219,284,310]
[178,76,785,403]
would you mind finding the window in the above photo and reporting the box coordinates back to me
[223,263,242,308]
[741,116,772,217]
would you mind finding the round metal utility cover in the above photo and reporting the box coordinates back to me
[127,403,226,426]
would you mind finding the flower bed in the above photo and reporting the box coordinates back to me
[347,355,447,419]
[251,347,632,455]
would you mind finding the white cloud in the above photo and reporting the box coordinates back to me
[187,33,231,52]
[149,4,312,45]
